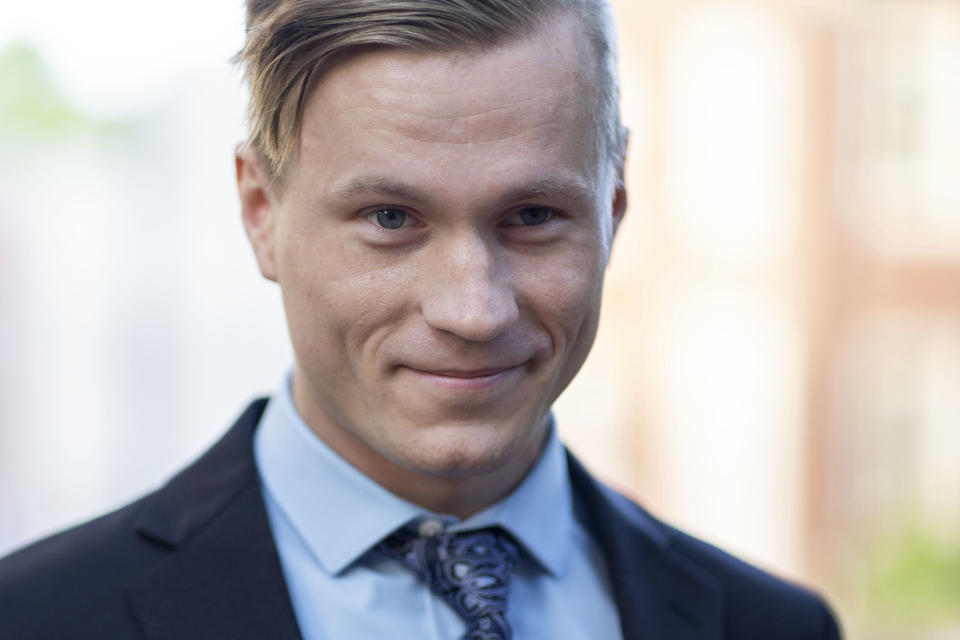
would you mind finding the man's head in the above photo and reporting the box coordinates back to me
[236,0,627,517]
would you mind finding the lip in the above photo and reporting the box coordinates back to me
[401,364,523,391]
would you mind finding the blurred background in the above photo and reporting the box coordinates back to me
[1,0,958,637]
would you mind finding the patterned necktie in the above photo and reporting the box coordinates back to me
[378,525,519,640]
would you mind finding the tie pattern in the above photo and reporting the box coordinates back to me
[378,526,519,640]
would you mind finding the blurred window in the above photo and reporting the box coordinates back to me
[837,4,960,259]
[665,4,801,265]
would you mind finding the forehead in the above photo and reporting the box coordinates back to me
[327,19,590,136]
[290,14,602,192]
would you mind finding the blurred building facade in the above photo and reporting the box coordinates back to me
[560,1,960,636]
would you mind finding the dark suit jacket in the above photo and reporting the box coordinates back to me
[0,399,841,639]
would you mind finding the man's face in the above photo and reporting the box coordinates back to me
[240,15,625,494]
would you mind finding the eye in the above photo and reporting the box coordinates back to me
[504,206,554,226]
[367,208,412,230]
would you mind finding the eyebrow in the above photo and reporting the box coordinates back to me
[331,175,431,204]
[329,172,596,209]
[498,175,596,207]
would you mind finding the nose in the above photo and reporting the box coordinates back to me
[420,235,519,342]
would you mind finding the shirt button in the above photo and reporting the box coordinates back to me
[418,519,444,537]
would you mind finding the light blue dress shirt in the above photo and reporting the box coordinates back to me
[254,374,623,639]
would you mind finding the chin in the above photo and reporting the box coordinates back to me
[387,424,528,479]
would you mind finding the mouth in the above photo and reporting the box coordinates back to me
[401,364,524,392]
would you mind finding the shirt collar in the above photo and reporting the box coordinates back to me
[254,372,573,578]
[451,416,572,577]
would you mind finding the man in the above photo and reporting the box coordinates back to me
[0,1,841,638]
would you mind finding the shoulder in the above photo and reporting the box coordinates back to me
[567,452,842,638]
[617,489,841,638]
[0,399,269,639]
[0,492,167,638]
[661,518,841,639]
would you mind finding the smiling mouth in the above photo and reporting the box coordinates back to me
[415,367,516,378]
[401,364,524,391]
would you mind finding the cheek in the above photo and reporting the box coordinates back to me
[513,240,607,348]
[279,231,415,369]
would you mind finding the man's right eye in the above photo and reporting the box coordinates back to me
[367,208,410,229]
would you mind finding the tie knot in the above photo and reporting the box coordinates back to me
[378,525,519,640]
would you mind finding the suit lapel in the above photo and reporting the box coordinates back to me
[124,400,303,640]
[567,452,724,640]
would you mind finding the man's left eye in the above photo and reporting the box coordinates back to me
[504,207,554,226]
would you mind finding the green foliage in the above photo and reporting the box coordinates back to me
[0,42,127,139]
[865,528,960,627]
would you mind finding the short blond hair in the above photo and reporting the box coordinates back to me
[236,0,625,180]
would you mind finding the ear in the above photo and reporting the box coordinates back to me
[236,144,279,282]
[611,128,630,237]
